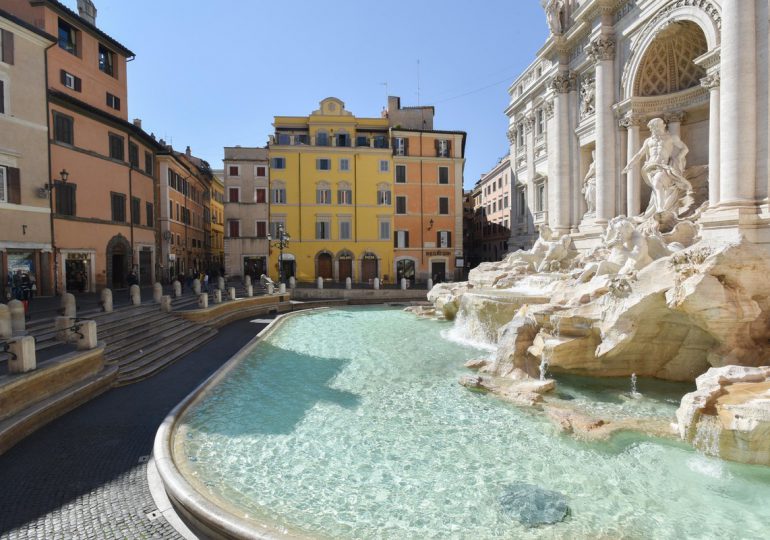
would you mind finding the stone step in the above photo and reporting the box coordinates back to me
[108,320,207,366]
[103,318,191,358]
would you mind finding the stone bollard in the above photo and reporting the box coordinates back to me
[373,278,380,290]
[218,276,225,291]
[0,304,11,339]
[244,275,252,288]
[246,285,253,297]
[8,336,36,373]
[279,283,286,294]
[61,293,76,318]
[101,288,113,313]
[427,278,434,290]
[401,278,407,290]
[55,316,75,342]
[228,287,236,301]
[345,277,352,290]
[192,278,201,295]
[153,282,163,303]
[214,289,222,304]
[160,295,172,313]
[289,276,296,290]
[130,284,141,306]
[173,280,182,298]
[267,283,274,295]
[317,277,324,289]
[8,300,25,335]
[198,293,209,309]
[75,320,98,351]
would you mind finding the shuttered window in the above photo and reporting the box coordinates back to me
[228,187,240,202]
[395,165,406,183]
[146,202,154,227]
[395,230,409,248]
[128,142,139,167]
[108,133,124,161]
[55,181,76,216]
[315,220,331,240]
[1,29,14,65]
[339,220,351,240]
[228,220,240,238]
[438,231,452,248]
[53,112,74,145]
[111,193,126,222]
[396,196,406,215]
[131,196,141,224]
[256,221,267,238]
[0,166,5,202]
[255,188,266,203]
[106,92,120,110]
[144,152,153,175]
[0,80,4,114]
[439,197,449,215]
[0,166,17,203]
[438,166,449,184]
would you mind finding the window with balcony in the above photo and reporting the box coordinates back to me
[356,135,369,147]
[373,135,388,149]
[58,19,78,55]
[98,44,115,77]
[336,133,350,147]
[277,133,291,145]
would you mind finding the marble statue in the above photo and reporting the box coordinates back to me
[623,118,691,222]
[543,0,565,35]
[582,151,596,217]
[579,77,595,118]
[577,216,652,282]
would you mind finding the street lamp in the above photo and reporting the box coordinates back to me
[41,169,70,296]
[267,224,290,284]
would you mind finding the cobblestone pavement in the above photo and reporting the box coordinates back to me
[0,316,272,539]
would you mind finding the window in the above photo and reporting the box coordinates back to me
[373,135,388,149]
[255,165,266,177]
[277,133,291,145]
[395,165,406,183]
[144,151,154,175]
[438,166,449,184]
[517,190,526,216]
[256,221,267,238]
[0,80,4,114]
[336,133,350,147]
[536,109,545,135]
[394,137,407,156]
[379,220,391,241]
[272,184,286,204]
[146,202,154,227]
[228,165,240,177]
[315,219,331,240]
[337,185,352,205]
[106,92,120,110]
[356,135,369,147]
[271,157,285,169]
[98,44,115,77]
[396,196,407,215]
[53,112,74,145]
[228,187,240,202]
[395,230,409,248]
[269,220,285,239]
[108,133,124,161]
[316,184,331,204]
[0,166,5,202]
[504,196,509,209]
[499,178,503,189]
[316,132,329,146]
[55,181,76,216]
[60,70,81,92]
[492,201,497,213]
[438,231,452,248]
[111,193,126,222]
[439,197,449,215]
[128,142,139,167]
[379,160,390,173]
[58,19,77,55]
[131,196,140,225]
[316,158,331,171]
[0,165,19,204]
[377,186,391,205]
[436,139,450,157]
[1,29,15,65]
[295,134,309,145]
[536,183,546,212]
[255,188,266,203]
[517,124,525,147]
[339,219,351,240]
[228,220,240,238]
[339,158,350,171]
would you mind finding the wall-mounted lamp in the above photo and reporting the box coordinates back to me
[39,169,69,198]
[427,218,434,231]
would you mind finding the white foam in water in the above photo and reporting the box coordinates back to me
[687,455,731,480]
[441,321,496,353]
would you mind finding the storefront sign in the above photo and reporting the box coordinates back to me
[425,251,451,257]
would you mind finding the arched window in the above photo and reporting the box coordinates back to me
[377,183,391,205]
[316,181,331,204]
[337,181,352,205]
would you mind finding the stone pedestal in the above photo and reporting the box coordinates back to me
[228,287,236,301]
[8,336,36,373]
[198,293,209,309]
[346,277,352,290]
[8,300,24,335]
[0,304,10,339]
[244,275,252,288]
[130,285,141,306]
[61,293,76,318]
[214,290,222,304]
[172,280,182,298]
[317,277,323,289]
[289,277,296,289]
[373,278,380,290]
[267,283,274,295]
[100,288,113,313]
[160,295,172,313]
[246,285,253,297]
[427,278,433,290]
[279,283,286,294]
[192,279,201,295]
[400,278,407,290]
[217,277,225,291]
[55,316,75,342]
[76,320,97,351]
[153,283,163,303]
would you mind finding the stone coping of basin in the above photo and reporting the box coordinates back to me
[177,294,291,326]
[153,308,333,540]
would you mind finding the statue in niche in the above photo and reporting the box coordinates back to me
[544,0,565,35]
[577,216,653,282]
[582,151,597,217]
[580,77,595,118]
[622,118,692,229]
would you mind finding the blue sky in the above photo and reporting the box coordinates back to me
[80,0,548,189]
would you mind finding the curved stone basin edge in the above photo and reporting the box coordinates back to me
[153,309,333,540]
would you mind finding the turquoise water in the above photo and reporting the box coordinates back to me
[179,307,770,539]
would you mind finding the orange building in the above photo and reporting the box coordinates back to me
[3,0,161,292]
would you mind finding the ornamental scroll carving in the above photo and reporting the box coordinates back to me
[587,36,616,62]
[700,72,720,89]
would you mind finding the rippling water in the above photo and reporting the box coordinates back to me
[178,307,770,539]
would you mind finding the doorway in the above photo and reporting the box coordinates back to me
[338,254,353,283]
[317,253,333,280]
[139,250,152,285]
[397,259,416,285]
[112,254,125,288]
[361,254,378,283]
[431,261,446,283]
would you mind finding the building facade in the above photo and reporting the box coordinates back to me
[0,9,55,299]
[267,98,394,284]
[471,156,512,263]
[222,146,269,280]
[210,170,224,272]
[506,0,770,252]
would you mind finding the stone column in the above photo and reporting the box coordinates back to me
[588,35,617,223]
[701,73,721,207]
[720,1,757,205]
[549,72,575,234]
[664,111,685,138]
[619,113,643,217]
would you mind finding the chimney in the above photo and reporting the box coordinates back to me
[133,118,142,128]
[185,146,191,156]
[77,0,97,25]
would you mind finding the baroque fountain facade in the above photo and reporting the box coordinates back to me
[425,0,770,466]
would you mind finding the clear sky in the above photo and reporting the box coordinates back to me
[76,0,548,189]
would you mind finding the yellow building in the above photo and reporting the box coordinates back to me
[210,171,225,271]
[268,97,394,284]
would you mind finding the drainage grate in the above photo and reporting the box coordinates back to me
[146,510,161,521]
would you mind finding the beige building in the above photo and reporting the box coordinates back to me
[472,156,513,261]
[0,9,55,299]
[223,146,269,280]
